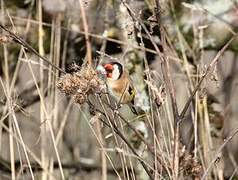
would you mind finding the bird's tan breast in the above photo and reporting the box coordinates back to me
[107,77,128,94]
[107,72,133,103]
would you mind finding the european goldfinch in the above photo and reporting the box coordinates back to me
[104,62,137,114]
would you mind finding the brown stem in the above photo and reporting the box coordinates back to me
[78,0,92,65]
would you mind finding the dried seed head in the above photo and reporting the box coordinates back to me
[178,144,203,177]
[84,67,97,80]
[57,74,80,95]
[79,78,88,91]
[57,63,104,104]
[90,78,98,88]
[73,93,86,104]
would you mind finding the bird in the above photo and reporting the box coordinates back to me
[103,62,137,114]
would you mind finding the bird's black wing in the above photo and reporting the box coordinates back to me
[128,85,137,114]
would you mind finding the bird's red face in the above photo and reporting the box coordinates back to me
[104,62,122,80]
[104,63,114,78]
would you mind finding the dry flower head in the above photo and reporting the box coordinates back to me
[57,64,104,104]
[178,144,203,178]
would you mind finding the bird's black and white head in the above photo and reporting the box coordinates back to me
[104,62,123,80]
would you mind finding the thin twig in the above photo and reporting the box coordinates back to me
[164,1,183,179]
[179,35,236,120]
[78,0,92,65]
[201,128,238,179]
[102,100,171,173]
[0,24,66,74]
[88,99,154,180]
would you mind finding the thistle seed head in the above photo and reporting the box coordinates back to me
[57,64,104,104]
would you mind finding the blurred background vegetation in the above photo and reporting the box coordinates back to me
[0,0,238,179]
